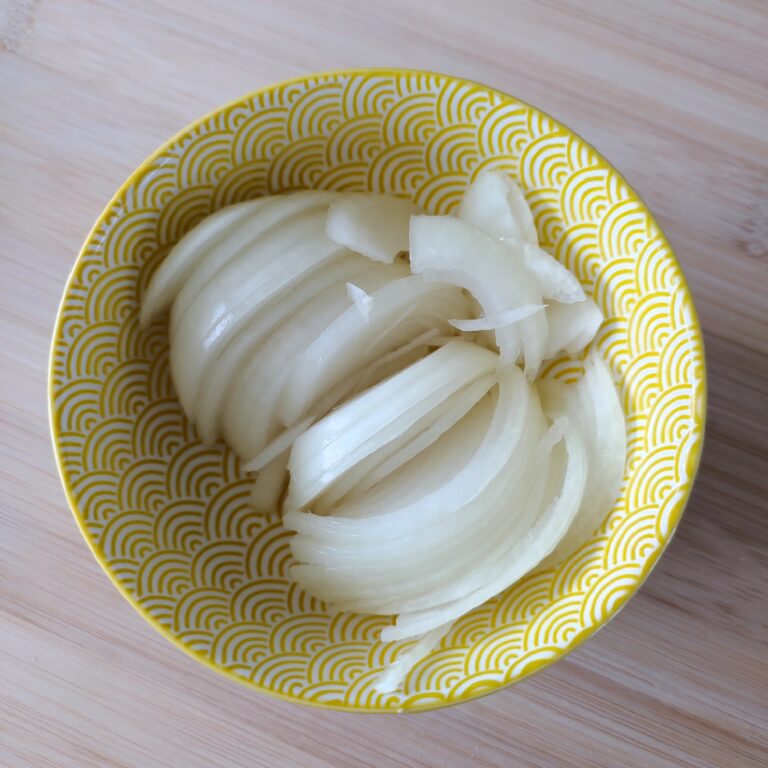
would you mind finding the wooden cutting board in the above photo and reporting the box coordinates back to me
[1,1,766,765]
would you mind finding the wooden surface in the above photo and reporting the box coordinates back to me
[1,1,767,765]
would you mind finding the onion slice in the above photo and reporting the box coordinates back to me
[381,386,587,641]
[326,194,416,263]
[285,341,499,511]
[544,296,603,358]
[459,170,537,245]
[450,304,545,332]
[140,197,273,327]
[410,215,546,377]
[250,453,289,513]
[278,275,472,427]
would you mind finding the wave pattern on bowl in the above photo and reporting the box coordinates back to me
[50,70,705,712]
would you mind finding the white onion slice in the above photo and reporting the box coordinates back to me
[250,453,289,513]
[373,623,452,694]
[169,209,348,416]
[409,215,546,377]
[285,341,499,511]
[459,170,537,245]
[544,296,603,358]
[140,197,273,327]
[450,304,545,332]
[222,266,402,461]
[242,416,314,474]
[381,389,587,641]
[326,194,416,263]
[522,244,585,304]
[193,254,396,445]
[541,351,626,565]
[283,361,527,540]
[170,191,339,335]
[278,276,472,427]
[311,373,495,516]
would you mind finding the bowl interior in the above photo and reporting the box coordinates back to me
[50,70,705,712]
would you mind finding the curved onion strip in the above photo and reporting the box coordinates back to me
[544,296,602,358]
[283,362,526,539]
[346,282,372,321]
[170,191,339,335]
[289,385,546,605]
[285,341,499,511]
[311,373,495,516]
[373,623,452,694]
[381,391,587,641]
[278,276,472,427]
[459,170,537,245]
[326,194,416,263]
[250,453,289,513]
[193,255,400,445]
[140,197,273,327]
[410,215,546,377]
[329,396,493,520]
[222,267,400,461]
[522,244,585,304]
[541,352,626,566]
[450,304,544,332]
[169,209,348,415]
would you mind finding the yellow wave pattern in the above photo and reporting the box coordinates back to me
[50,70,705,713]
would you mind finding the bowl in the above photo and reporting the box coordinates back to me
[49,69,706,713]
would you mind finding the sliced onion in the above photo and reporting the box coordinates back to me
[193,254,396,445]
[373,623,452,694]
[541,350,626,565]
[380,387,587,641]
[522,244,585,304]
[221,265,403,461]
[450,304,544,332]
[140,197,273,327]
[326,194,416,263]
[169,208,349,416]
[278,276,472,427]
[459,170,537,245]
[283,361,527,539]
[250,453,289,513]
[311,373,495,516]
[285,341,499,511]
[544,296,603,358]
[409,215,546,377]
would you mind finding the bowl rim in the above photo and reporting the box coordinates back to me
[49,67,707,714]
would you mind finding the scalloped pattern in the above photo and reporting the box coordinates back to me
[50,70,705,712]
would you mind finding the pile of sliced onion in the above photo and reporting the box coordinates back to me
[142,172,626,693]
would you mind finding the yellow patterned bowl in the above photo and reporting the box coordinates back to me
[49,69,706,712]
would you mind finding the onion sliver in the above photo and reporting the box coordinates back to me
[522,244,585,304]
[285,341,499,511]
[381,389,587,641]
[170,191,339,335]
[222,266,402,461]
[283,361,527,540]
[140,197,273,327]
[450,304,544,332]
[373,623,452,694]
[326,194,415,263]
[544,296,603,358]
[410,215,546,376]
[169,208,347,416]
[541,351,626,565]
[193,254,399,445]
[459,170,537,245]
[278,276,472,427]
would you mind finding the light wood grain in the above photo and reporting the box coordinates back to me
[1,1,767,766]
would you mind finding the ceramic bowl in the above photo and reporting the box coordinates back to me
[50,69,705,712]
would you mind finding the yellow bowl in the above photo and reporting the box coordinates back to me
[49,69,706,713]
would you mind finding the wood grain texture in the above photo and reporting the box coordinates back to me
[1,0,766,765]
